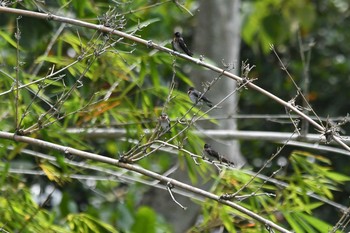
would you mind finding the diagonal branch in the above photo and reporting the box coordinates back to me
[0,6,348,152]
[0,130,292,233]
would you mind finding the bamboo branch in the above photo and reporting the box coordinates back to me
[65,127,350,144]
[0,6,348,152]
[0,130,292,233]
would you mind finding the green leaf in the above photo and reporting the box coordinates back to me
[293,212,319,233]
[0,162,10,186]
[0,30,24,50]
[67,213,118,233]
[284,212,304,233]
[131,206,156,233]
[326,171,350,183]
[297,212,335,232]
[219,207,236,232]
[262,13,288,43]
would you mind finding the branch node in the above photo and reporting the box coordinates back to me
[14,128,25,136]
[167,180,175,189]
[265,224,275,233]
[147,40,154,48]
[47,13,54,21]
[316,116,342,144]
[219,193,234,200]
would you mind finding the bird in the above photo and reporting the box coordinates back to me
[171,32,193,56]
[158,113,171,132]
[203,143,234,165]
[187,87,213,107]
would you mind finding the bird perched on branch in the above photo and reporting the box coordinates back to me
[172,32,193,56]
[187,87,213,107]
[203,143,234,165]
[158,113,171,133]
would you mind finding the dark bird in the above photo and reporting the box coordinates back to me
[187,87,213,107]
[159,113,171,132]
[203,143,234,165]
[172,32,193,56]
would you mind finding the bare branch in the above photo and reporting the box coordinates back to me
[14,15,21,131]
[167,180,187,210]
[0,130,292,233]
[0,8,333,136]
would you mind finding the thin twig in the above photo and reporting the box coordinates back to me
[14,16,21,131]
[2,7,348,153]
[235,167,282,202]
[120,0,171,16]
[330,206,350,233]
[0,131,292,233]
[167,180,187,210]
[221,131,297,200]
[270,44,321,128]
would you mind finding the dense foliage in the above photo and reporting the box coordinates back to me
[1,0,350,232]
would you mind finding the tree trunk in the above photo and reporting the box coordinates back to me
[192,0,244,165]
[141,2,243,232]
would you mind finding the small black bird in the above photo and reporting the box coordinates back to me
[159,113,171,132]
[172,32,193,56]
[187,87,213,107]
[203,143,234,165]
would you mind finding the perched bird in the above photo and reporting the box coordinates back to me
[187,87,213,107]
[171,32,193,56]
[158,113,171,132]
[203,143,234,165]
